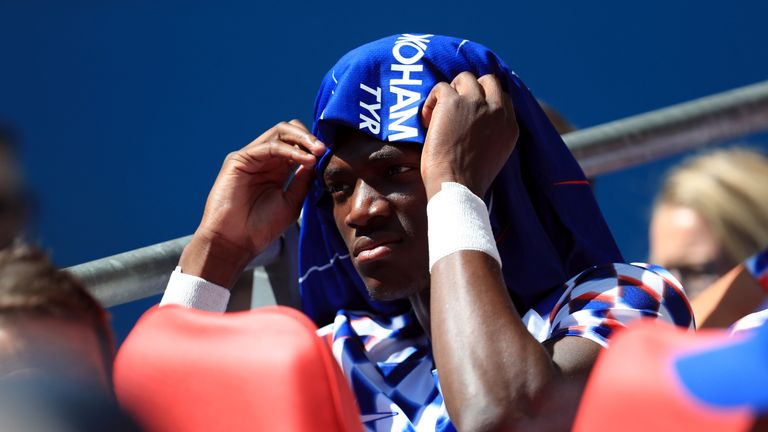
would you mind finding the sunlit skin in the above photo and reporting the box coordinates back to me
[650,204,730,299]
[324,130,429,302]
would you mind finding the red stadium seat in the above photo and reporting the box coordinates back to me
[574,320,752,432]
[114,305,362,432]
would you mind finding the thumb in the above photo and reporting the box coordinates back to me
[284,164,314,212]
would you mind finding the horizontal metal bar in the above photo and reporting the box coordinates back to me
[565,80,768,177]
[66,236,281,307]
[68,80,768,307]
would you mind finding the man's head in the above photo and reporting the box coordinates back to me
[0,244,113,386]
[323,128,429,300]
[298,34,622,326]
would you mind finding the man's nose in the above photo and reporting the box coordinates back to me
[344,181,391,228]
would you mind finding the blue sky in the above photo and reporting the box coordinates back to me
[2,0,767,338]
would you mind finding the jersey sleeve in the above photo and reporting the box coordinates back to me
[545,263,695,347]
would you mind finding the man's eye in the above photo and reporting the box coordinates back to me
[386,165,414,176]
[326,183,350,195]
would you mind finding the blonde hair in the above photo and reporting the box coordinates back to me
[656,147,768,265]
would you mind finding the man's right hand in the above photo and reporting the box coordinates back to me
[180,120,326,288]
[419,72,518,200]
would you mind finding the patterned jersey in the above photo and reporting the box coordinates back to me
[318,262,695,432]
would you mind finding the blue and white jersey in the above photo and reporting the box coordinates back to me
[318,263,694,432]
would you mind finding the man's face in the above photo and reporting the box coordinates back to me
[323,129,429,301]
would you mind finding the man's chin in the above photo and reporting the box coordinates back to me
[362,277,425,302]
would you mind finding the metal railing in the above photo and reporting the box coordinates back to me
[67,80,768,307]
[566,80,768,177]
[67,235,282,307]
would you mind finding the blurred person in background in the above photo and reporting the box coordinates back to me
[0,124,27,249]
[650,147,768,305]
[0,244,113,388]
[0,377,142,432]
[694,245,768,330]
[0,130,138,431]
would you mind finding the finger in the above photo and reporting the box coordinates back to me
[284,164,314,211]
[286,119,328,162]
[495,91,519,143]
[502,93,517,125]
[450,71,485,99]
[277,121,327,157]
[288,118,310,132]
[251,122,326,157]
[477,74,505,109]
[421,82,455,127]
[241,140,317,169]
[288,119,309,132]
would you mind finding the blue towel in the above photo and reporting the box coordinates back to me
[299,34,623,326]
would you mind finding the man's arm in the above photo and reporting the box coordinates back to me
[430,252,601,430]
[171,120,325,296]
[421,73,601,432]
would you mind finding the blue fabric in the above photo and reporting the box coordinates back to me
[299,34,623,326]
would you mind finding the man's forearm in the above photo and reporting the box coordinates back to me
[178,231,254,289]
[430,251,556,432]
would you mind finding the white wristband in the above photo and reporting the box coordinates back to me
[160,266,231,313]
[427,182,502,271]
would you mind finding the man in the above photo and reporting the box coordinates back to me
[0,244,113,387]
[162,35,693,431]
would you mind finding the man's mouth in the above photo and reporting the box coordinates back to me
[352,236,401,264]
